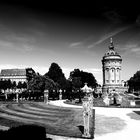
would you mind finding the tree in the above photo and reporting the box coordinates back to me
[44,62,67,89]
[11,81,17,89]
[17,81,23,89]
[128,70,140,92]
[22,82,27,89]
[72,77,82,91]
[0,80,12,91]
[7,79,12,89]
[72,77,82,101]
[27,73,56,100]
[69,69,98,88]
[28,74,56,93]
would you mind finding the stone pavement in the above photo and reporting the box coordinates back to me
[49,100,140,140]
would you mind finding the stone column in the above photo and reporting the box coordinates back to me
[109,68,112,84]
[82,95,95,139]
[114,68,116,84]
[119,68,121,84]
[44,90,49,104]
[108,68,110,84]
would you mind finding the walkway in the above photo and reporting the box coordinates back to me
[49,100,140,140]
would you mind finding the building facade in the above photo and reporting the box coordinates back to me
[0,68,35,84]
[102,38,128,94]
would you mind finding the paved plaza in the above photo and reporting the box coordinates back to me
[49,100,140,140]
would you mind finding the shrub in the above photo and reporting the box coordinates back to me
[120,97,130,107]
[93,98,106,107]
[2,124,52,140]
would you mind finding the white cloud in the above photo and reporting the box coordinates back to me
[68,42,83,48]
[119,43,140,56]
[131,47,140,52]
[0,39,35,52]
[87,25,132,49]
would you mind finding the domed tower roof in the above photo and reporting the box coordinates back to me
[103,38,122,60]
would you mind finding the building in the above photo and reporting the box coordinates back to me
[0,68,35,84]
[102,38,128,94]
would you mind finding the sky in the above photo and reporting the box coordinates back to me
[0,1,140,84]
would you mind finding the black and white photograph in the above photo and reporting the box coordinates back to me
[0,1,140,140]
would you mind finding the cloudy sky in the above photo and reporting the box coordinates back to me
[0,1,140,84]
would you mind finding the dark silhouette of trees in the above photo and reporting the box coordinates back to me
[69,69,98,88]
[0,79,12,91]
[28,74,56,93]
[128,70,140,92]
[22,82,27,89]
[11,81,17,89]
[27,73,56,100]
[17,81,23,89]
[0,125,52,140]
[69,69,98,101]
[72,77,82,91]
[44,63,67,90]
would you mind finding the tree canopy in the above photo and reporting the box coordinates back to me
[128,70,140,92]
[28,73,56,92]
[44,62,67,89]
[69,69,98,88]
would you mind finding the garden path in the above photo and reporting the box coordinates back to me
[49,100,140,140]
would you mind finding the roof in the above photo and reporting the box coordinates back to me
[103,38,122,60]
[0,69,26,76]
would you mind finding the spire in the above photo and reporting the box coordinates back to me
[109,37,114,50]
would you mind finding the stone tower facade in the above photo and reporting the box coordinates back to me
[102,38,127,94]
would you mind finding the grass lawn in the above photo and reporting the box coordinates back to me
[0,102,84,138]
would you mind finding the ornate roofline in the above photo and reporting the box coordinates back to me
[103,38,121,58]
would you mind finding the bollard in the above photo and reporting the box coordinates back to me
[82,95,95,139]
[44,90,49,104]
[16,93,19,103]
[5,93,8,100]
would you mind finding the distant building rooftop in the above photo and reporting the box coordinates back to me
[0,68,35,76]
[0,69,26,76]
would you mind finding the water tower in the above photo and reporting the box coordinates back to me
[102,38,124,94]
